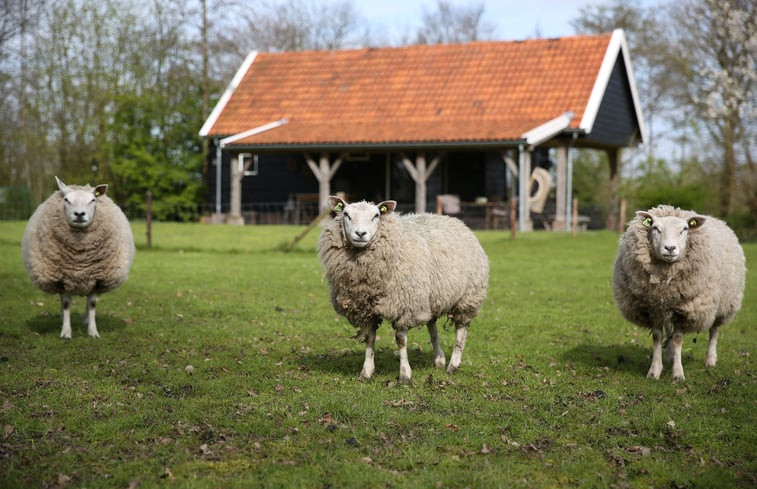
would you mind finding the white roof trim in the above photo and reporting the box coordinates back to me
[219,118,289,148]
[579,29,646,142]
[521,111,574,146]
[199,50,259,137]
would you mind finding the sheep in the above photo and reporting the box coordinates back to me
[22,176,135,339]
[317,195,489,382]
[612,205,745,380]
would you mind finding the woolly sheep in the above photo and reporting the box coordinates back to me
[612,205,745,380]
[22,176,135,339]
[318,196,489,382]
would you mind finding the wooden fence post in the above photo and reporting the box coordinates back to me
[510,197,517,240]
[619,199,627,233]
[572,198,579,239]
[146,191,152,249]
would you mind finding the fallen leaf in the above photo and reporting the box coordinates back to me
[479,444,492,454]
[3,425,13,439]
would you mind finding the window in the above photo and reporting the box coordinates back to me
[240,153,258,176]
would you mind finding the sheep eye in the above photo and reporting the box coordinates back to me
[372,213,379,220]
[64,197,70,204]
[343,212,350,220]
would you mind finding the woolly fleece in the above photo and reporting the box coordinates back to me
[318,208,488,332]
[22,185,135,297]
[612,205,745,335]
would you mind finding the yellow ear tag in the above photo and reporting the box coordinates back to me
[95,191,100,197]
[380,205,387,214]
[642,217,652,227]
[334,202,343,212]
[688,219,697,227]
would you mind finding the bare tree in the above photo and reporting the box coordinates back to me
[230,0,370,54]
[414,0,496,44]
[663,0,756,217]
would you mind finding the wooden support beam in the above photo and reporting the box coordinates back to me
[517,146,532,231]
[553,145,568,231]
[400,152,443,213]
[306,152,345,212]
[228,154,244,225]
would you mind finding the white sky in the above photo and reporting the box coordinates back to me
[345,0,662,42]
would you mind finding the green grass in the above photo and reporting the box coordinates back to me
[1,221,755,488]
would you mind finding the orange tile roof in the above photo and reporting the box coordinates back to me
[202,33,615,147]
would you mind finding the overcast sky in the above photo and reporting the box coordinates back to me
[345,0,662,42]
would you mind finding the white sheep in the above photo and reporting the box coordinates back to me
[22,177,135,339]
[318,196,489,382]
[612,205,746,380]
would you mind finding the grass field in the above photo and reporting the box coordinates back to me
[0,221,754,488]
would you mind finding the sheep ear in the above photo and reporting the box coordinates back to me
[55,176,69,194]
[687,216,706,229]
[94,184,108,197]
[377,200,396,215]
[329,195,346,213]
[636,211,653,227]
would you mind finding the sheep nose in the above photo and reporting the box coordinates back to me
[664,245,677,253]
[74,211,86,219]
[355,230,367,238]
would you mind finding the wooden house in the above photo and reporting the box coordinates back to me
[199,29,644,230]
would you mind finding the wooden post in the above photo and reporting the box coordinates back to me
[619,198,627,234]
[400,152,442,214]
[572,198,579,239]
[145,190,152,249]
[306,153,344,213]
[510,197,517,240]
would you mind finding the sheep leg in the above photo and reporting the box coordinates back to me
[60,294,72,339]
[670,330,685,380]
[447,325,468,374]
[427,319,446,369]
[705,326,718,368]
[359,324,377,380]
[396,329,412,383]
[85,294,99,338]
[647,327,663,379]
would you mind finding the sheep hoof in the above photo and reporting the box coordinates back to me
[397,375,412,385]
[646,369,661,380]
[446,364,459,374]
[434,357,446,369]
[359,370,373,381]
[705,356,717,368]
[89,331,100,339]
[60,334,72,340]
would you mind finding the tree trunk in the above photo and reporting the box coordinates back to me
[719,118,736,217]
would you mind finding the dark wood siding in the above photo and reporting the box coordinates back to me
[586,54,640,147]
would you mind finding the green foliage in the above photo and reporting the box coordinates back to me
[1,223,755,487]
[106,89,205,221]
[624,156,719,215]
[572,149,610,222]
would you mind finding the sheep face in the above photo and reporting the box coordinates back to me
[637,211,705,263]
[329,196,397,249]
[56,176,109,229]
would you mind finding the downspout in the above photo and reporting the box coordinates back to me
[518,144,527,232]
[215,139,222,223]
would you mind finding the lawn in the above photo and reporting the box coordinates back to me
[0,221,755,488]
